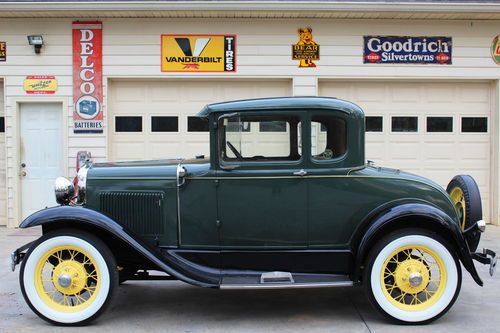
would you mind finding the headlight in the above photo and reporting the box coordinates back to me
[76,164,89,203]
[54,177,75,205]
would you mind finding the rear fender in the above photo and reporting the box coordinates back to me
[19,206,218,287]
[353,203,483,286]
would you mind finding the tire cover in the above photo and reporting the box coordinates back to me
[446,175,482,252]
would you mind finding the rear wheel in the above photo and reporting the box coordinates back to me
[365,229,461,324]
[20,230,118,325]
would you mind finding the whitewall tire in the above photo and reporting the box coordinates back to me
[20,230,118,325]
[365,229,462,324]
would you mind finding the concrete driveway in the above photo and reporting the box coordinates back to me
[1,226,498,333]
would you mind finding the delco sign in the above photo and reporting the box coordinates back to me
[364,36,452,64]
[72,21,103,133]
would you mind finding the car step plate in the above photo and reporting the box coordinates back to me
[220,273,353,290]
[260,271,294,284]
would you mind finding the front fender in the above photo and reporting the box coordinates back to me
[19,206,218,287]
[353,203,483,286]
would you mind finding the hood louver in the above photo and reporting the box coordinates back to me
[99,191,164,236]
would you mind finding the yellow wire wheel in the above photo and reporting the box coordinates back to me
[381,245,446,312]
[20,231,118,325]
[366,230,461,324]
[34,245,101,313]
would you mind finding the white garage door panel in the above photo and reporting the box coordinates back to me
[319,81,491,222]
[0,81,5,226]
[109,80,291,162]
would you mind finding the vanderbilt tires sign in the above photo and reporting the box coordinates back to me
[161,34,236,72]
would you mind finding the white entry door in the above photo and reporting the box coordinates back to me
[20,103,63,219]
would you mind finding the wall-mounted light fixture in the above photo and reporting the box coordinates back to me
[27,35,44,54]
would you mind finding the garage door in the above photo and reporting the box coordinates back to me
[0,80,5,226]
[319,81,491,221]
[108,80,291,161]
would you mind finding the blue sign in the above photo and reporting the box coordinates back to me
[364,36,452,64]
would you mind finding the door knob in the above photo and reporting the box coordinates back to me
[21,171,27,177]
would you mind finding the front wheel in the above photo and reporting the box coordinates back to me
[365,229,461,324]
[20,230,118,325]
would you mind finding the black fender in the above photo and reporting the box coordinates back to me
[352,203,483,286]
[19,206,219,288]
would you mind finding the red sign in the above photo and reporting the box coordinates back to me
[365,52,381,63]
[72,21,103,133]
[436,53,450,63]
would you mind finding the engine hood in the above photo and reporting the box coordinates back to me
[88,158,210,179]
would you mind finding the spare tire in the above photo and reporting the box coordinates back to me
[446,175,482,252]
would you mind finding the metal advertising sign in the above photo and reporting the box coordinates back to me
[292,28,319,68]
[0,42,5,62]
[491,35,500,65]
[23,76,58,94]
[161,34,236,72]
[364,36,452,64]
[72,21,103,133]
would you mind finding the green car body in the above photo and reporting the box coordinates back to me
[87,96,458,249]
[13,96,497,325]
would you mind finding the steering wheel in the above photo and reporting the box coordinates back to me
[226,141,243,160]
[322,149,334,159]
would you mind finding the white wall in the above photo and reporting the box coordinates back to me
[1,17,500,227]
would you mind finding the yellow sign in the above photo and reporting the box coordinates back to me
[0,42,6,61]
[292,27,320,68]
[161,34,236,72]
[23,76,58,94]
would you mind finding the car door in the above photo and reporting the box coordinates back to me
[216,111,308,250]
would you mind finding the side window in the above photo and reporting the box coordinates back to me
[311,116,346,161]
[220,115,302,163]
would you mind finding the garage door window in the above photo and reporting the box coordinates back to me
[188,116,209,132]
[366,116,383,132]
[0,117,4,132]
[151,116,178,132]
[392,116,418,132]
[462,117,487,133]
[427,117,453,133]
[115,116,142,132]
[259,121,287,132]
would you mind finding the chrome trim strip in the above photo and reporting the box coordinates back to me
[91,177,176,180]
[220,281,353,290]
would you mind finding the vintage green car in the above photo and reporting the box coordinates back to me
[12,97,496,326]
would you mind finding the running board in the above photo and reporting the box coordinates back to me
[220,273,353,290]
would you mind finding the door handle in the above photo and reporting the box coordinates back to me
[21,171,27,177]
[293,169,307,177]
